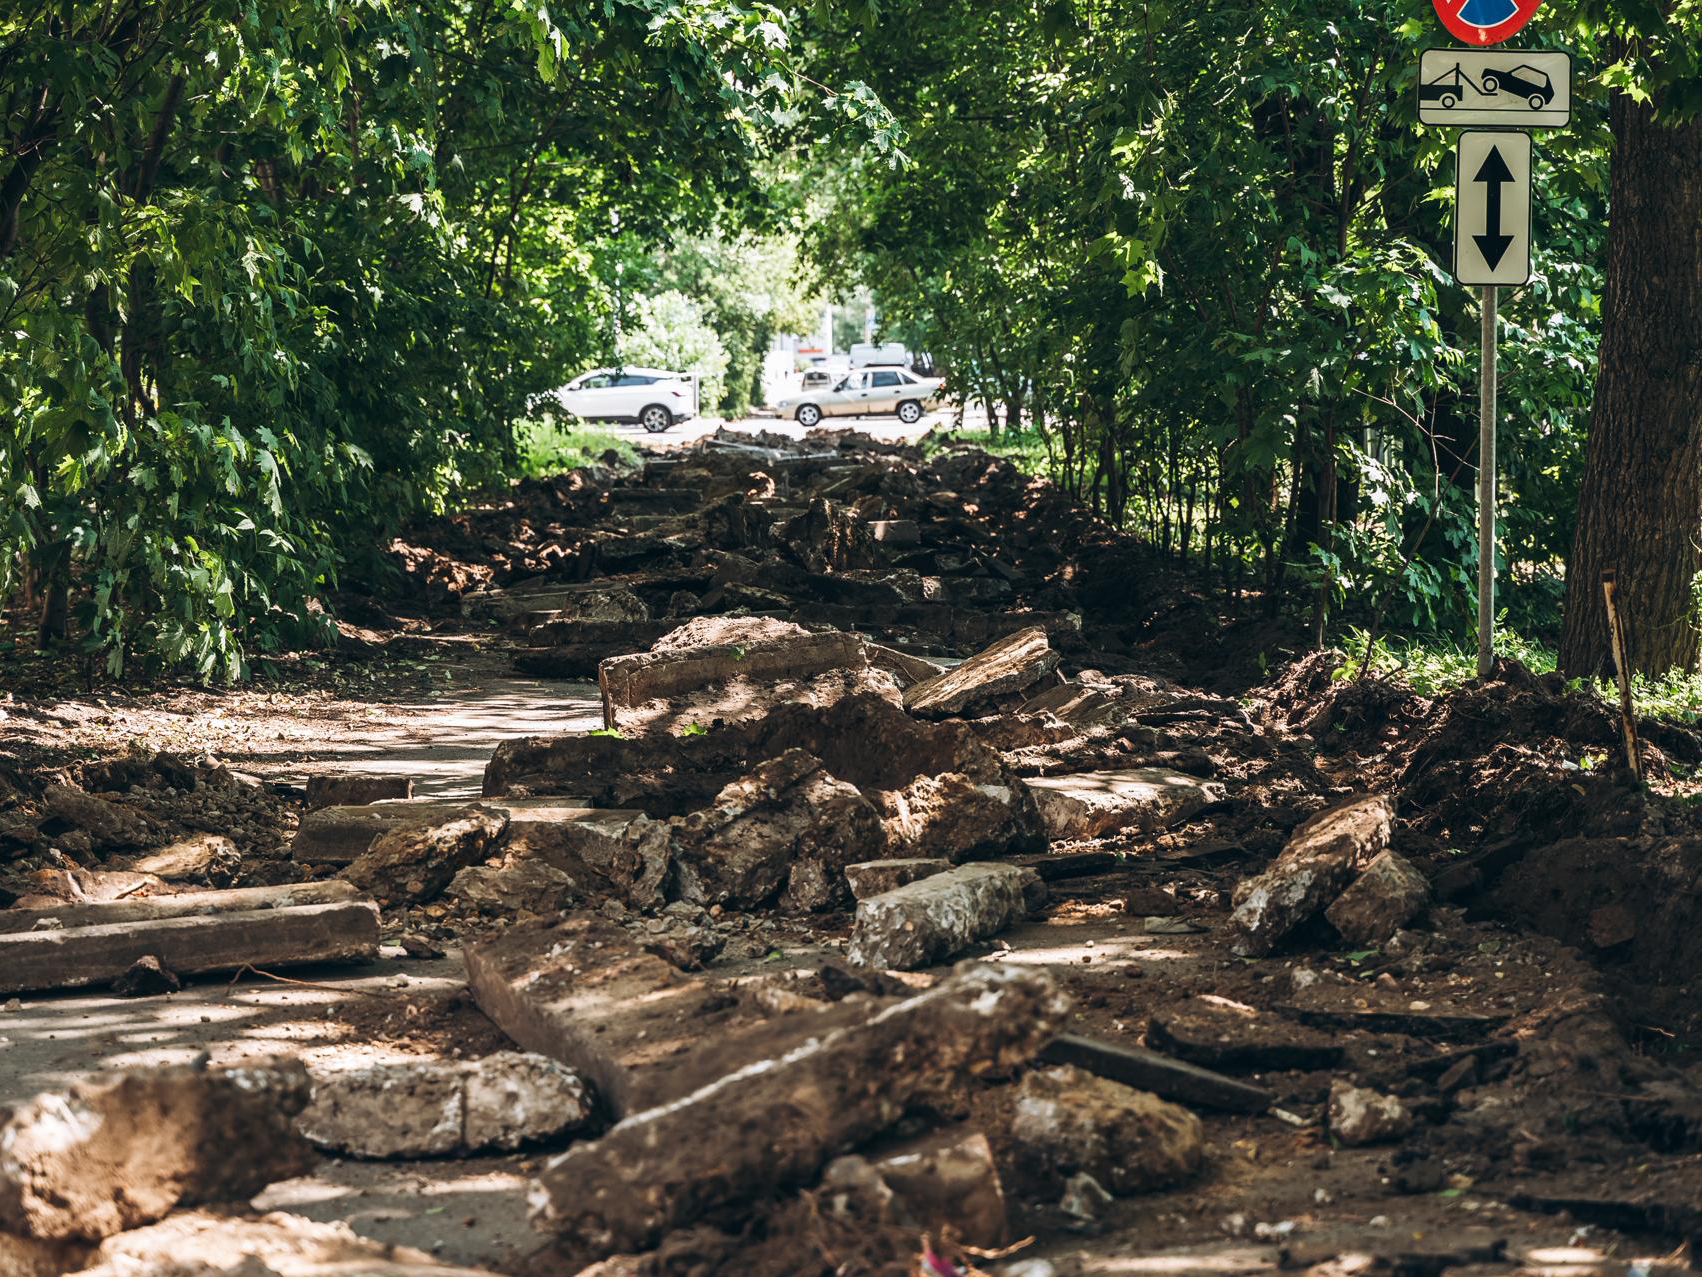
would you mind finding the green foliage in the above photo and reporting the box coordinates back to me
[0,0,896,678]
[811,0,1612,642]
[617,291,731,414]
[514,414,639,477]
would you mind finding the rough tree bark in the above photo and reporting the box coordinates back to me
[1559,90,1702,678]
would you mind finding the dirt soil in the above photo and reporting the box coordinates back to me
[3,426,1701,1277]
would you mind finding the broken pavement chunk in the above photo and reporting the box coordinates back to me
[673,749,883,911]
[130,833,241,883]
[531,963,1069,1261]
[597,617,873,732]
[304,773,412,811]
[902,625,1058,718]
[340,804,509,906]
[0,893,379,995]
[1010,1064,1203,1196]
[297,1052,591,1158]
[1023,767,1224,841]
[69,1209,501,1276]
[1324,849,1431,946]
[849,862,1043,970]
[1225,793,1395,957]
[0,1060,313,1241]
[844,858,951,899]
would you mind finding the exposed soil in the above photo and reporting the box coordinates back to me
[3,426,1701,1277]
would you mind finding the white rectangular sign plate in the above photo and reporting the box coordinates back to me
[1453,130,1532,287]
[1419,49,1571,128]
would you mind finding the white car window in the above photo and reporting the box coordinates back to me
[870,371,903,388]
[578,374,613,390]
[613,374,656,386]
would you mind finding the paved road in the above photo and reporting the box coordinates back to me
[597,404,990,451]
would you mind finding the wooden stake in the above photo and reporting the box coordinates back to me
[1600,569,1643,780]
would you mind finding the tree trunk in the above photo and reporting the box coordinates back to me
[1559,90,1702,678]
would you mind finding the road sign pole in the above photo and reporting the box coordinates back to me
[1477,284,1497,678]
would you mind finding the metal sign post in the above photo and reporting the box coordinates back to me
[1478,286,1497,677]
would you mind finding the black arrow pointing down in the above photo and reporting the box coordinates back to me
[1473,145,1515,270]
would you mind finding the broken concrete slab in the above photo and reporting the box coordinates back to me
[544,812,673,908]
[848,862,1044,970]
[68,1210,501,1276]
[0,896,380,994]
[1145,996,1343,1071]
[1023,767,1225,841]
[298,1052,592,1158]
[1038,1033,1272,1114]
[531,963,1069,1261]
[299,797,608,866]
[673,749,883,911]
[902,625,1058,718]
[868,518,920,546]
[1225,793,1395,957]
[0,880,363,935]
[464,914,871,1121]
[304,773,412,811]
[820,1126,1007,1249]
[0,1060,313,1242]
[599,616,845,706]
[1324,849,1431,946]
[1009,1064,1204,1196]
[844,858,950,900]
[340,805,509,906]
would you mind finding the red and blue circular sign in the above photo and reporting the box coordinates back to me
[1432,0,1542,45]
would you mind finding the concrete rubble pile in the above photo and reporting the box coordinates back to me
[5,429,1702,1277]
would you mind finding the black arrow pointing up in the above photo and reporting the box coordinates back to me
[1473,145,1515,270]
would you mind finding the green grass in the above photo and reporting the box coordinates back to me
[515,412,639,477]
[923,423,1055,473]
[1339,624,1702,723]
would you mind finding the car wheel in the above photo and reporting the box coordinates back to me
[1481,75,1500,93]
[897,399,923,425]
[1440,93,1457,109]
[795,403,822,427]
[1529,93,1545,109]
[639,405,673,433]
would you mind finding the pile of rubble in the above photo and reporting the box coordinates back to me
[5,429,1702,1275]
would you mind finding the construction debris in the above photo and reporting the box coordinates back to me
[1009,1064,1204,1196]
[0,882,380,993]
[843,857,950,899]
[0,1060,313,1241]
[673,749,883,911]
[304,773,413,811]
[1225,793,1395,956]
[530,963,1069,1260]
[340,804,510,906]
[297,1052,592,1158]
[1023,767,1224,840]
[902,625,1058,717]
[1327,1081,1413,1146]
[66,1210,501,1276]
[848,862,1044,970]
[1324,849,1431,945]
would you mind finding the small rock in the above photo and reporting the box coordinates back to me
[1328,1081,1412,1146]
[1058,1171,1113,1224]
[112,955,180,998]
[1009,1064,1203,1195]
[1324,850,1430,946]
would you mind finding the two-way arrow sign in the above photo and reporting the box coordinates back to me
[1453,130,1531,285]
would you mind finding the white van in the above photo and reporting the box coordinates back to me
[848,342,911,369]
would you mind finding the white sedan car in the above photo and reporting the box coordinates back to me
[775,365,944,428]
[554,367,696,433]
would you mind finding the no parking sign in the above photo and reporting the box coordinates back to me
[1431,0,1542,45]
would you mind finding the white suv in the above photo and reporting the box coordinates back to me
[554,367,697,433]
[775,365,944,428]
